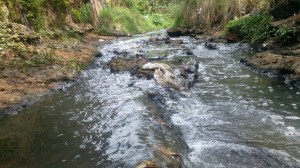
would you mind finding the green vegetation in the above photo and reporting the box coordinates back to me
[225,13,296,44]
[68,59,83,71]
[97,0,175,35]
[23,49,58,67]
[0,0,69,30]
[98,6,173,35]
[273,24,294,44]
[225,14,274,43]
[71,3,92,24]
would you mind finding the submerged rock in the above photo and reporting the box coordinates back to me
[149,35,170,43]
[136,160,158,168]
[153,145,182,168]
[165,39,184,46]
[180,56,199,88]
[204,42,218,50]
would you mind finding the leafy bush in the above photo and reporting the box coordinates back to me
[71,3,92,24]
[19,0,45,30]
[225,14,274,43]
[151,13,164,26]
[48,0,69,11]
[125,0,149,13]
[273,25,294,44]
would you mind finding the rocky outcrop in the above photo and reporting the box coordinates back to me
[180,56,199,88]
[270,0,300,20]
[224,27,243,42]
[166,28,201,37]
[136,160,158,168]
[204,42,218,50]
[65,15,93,35]
[105,55,199,91]
[0,22,41,47]
[143,62,182,90]
[105,57,155,79]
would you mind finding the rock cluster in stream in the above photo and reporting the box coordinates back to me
[104,34,201,91]
[105,55,199,91]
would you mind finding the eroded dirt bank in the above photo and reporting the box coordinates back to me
[0,25,114,115]
[241,47,300,86]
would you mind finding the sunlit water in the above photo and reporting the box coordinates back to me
[1,30,300,168]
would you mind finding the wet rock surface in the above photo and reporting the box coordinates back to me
[270,0,300,20]
[1,30,300,168]
[104,34,200,91]
[224,27,243,42]
[105,57,154,79]
[105,56,199,90]
[241,52,300,85]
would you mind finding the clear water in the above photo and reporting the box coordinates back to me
[1,30,300,168]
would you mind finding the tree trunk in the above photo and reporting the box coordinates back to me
[90,0,102,27]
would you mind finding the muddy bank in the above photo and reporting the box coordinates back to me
[241,51,300,86]
[0,31,114,116]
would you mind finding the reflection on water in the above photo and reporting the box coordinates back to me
[0,30,300,168]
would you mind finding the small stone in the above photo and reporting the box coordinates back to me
[136,160,158,168]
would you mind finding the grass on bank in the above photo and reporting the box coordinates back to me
[97,6,175,35]
[172,0,287,29]
[225,13,295,44]
[225,13,274,43]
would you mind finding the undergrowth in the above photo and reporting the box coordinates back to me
[172,0,286,29]
[225,13,295,44]
[6,49,59,68]
[225,14,274,43]
[97,7,174,35]
[71,3,92,24]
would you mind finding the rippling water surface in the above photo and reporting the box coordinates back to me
[0,30,300,168]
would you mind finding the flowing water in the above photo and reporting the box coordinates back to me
[1,30,300,168]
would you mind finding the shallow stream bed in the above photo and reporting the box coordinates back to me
[0,30,300,168]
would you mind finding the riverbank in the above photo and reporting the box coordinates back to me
[0,24,115,116]
[241,46,300,87]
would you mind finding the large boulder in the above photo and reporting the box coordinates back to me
[270,0,300,20]
[105,57,154,79]
[166,28,195,37]
[224,27,243,42]
[143,62,182,90]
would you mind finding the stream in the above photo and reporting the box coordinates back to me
[1,30,300,168]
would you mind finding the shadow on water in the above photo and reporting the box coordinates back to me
[1,30,300,168]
